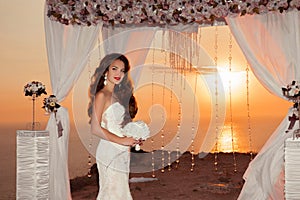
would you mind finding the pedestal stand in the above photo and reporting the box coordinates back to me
[16,130,50,200]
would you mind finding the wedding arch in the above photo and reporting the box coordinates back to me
[44,1,300,199]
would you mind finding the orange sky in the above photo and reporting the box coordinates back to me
[0,1,292,153]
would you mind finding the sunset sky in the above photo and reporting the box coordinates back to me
[0,1,292,153]
[0,3,296,196]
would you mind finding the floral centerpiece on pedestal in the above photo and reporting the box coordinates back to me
[123,120,150,151]
[23,81,47,130]
[24,81,47,97]
[282,80,300,138]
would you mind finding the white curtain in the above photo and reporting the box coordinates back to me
[226,10,300,199]
[101,26,157,85]
[44,13,101,199]
[227,10,300,95]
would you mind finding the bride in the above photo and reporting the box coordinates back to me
[88,53,141,200]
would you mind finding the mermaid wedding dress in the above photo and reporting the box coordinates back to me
[96,102,132,200]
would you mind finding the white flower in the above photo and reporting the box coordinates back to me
[43,95,61,113]
[123,120,150,151]
[282,80,300,102]
[123,120,150,140]
[24,81,47,97]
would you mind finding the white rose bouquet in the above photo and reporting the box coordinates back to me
[123,120,150,151]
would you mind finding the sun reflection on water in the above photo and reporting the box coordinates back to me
[218,125,239,153]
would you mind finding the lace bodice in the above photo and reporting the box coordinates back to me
[101,102,125,137]
[96,102,129,172]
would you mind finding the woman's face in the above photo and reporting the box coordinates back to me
[106,59,125,85]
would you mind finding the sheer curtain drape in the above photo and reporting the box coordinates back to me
[44,14,100,199]
[101,26,157,85]
[226,10,300,199]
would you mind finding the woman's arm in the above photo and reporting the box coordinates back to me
[90,92,137,146]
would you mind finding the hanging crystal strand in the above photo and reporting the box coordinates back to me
[161,115,165,173]
[87,53,93,178]
[176,31,179,72]
[168,30,179,169]
[196,27,201,68]
[191,30,201,172]
[151,39,156,178]
[174,72,182,170]
[175,31,179,73]
[169,31,174,70]
[161,29,165,54]
[162,46,172,172]
[213,26,219,172]
[246,63,253,160]
[190,32,194,72]
[151,138,156,178]
[148,38,164,174]
[184,33,189,89]
[189,32,193,72]
[97,36,101,61]
[228,31,237,173]
[191,73,198,172]
[87,35,102,177]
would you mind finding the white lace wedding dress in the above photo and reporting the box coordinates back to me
[238,108,295,200]
[96,102,132,200]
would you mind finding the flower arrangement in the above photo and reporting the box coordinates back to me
[282,80,300,101]
[43,95,61,113]
[46,0,299,27]
[123,120,150,151]
[24,81,47,97]
[23,80,47,130]
[282,81,300,136]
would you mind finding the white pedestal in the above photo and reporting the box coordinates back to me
[16,130,50,200]
[284,137,300,199]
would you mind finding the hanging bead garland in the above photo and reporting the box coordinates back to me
[151,39,156,178]
[246,64,253,160]
[190,28,201,172]
[213,26,219,172]
[87,54,93,178]
[163,46,172,172]
[228,31,237,173]
[190,73,198,172]
[176,77,182,169]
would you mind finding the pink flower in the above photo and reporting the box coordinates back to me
[290,0,300,8]
[45,0,295,26]
[211,5,228,18]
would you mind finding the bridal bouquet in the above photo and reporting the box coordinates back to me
[24,81,47,97]
[123,120,150,151]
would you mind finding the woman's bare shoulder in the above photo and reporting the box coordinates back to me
[95,90,112,106]
[95,91,106,101]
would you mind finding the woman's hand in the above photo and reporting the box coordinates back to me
[120,136,139,147]
[136,138,144,146]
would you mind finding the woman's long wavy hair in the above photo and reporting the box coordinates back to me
[88,53,138,125]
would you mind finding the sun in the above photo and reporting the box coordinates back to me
[218,68,246,95]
